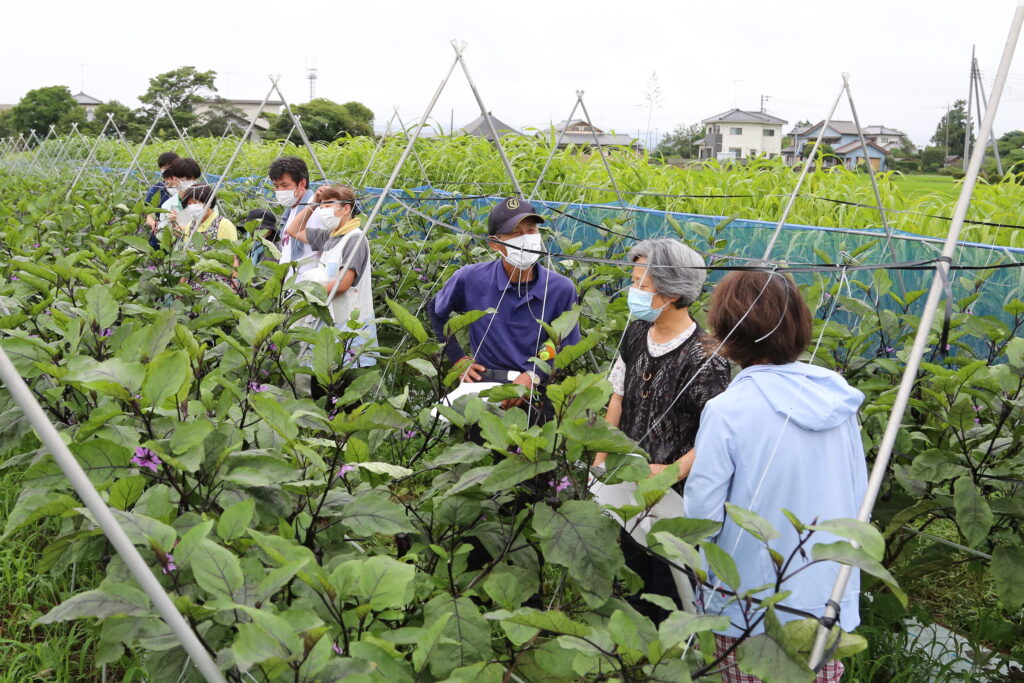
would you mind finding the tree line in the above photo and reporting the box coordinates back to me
[0,66,374,143]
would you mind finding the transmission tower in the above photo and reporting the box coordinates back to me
[307,59,318,101]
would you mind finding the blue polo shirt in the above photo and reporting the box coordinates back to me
[428,258,581,374]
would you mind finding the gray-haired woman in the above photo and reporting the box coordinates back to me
[595,238,731,617]
[597,239,730,479]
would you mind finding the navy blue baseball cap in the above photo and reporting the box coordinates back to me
[487,197,545,236]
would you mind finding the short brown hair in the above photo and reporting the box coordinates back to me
[318,184,356,204]
[707,270,812,368]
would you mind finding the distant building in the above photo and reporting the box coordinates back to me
[193,97,284,142]
[535,119,643,151]
[782,120,910,170]
[697,108,788,161]
[455,112,523,140]
[73,92,102,122]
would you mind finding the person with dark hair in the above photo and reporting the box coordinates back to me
[144,151,180,248]
[244,209,280,263]
[179,185,237,242]
[285,184,377,368]
[153,158,202,240]
[426,198,580,411]
[592,238,730,620]
[684,270,867,682]
[268,156,318,279]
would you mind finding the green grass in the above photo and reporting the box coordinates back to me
[890,174,960,200]
[0,470,144,682]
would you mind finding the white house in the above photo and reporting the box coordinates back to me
[73,92,102,122]
[698,108,787,161]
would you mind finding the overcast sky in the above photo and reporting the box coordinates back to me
[5,0,1024,147]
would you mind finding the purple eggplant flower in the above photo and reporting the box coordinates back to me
[131,446,162,473]
[160,552,177,574]
[885,346,895,353]
[336,464,355,479]
[332,642,343,656]
[549,476,570,493]
[974,417,981,424]
[401,429,418,440]
[100,328,113,338]
[10,275,18,281]
[268,342,278,352]
[248,381,270,392]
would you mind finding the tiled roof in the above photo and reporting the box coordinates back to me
[702,108,787,125]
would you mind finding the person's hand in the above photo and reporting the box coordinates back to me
[312,186,329,203]
[146,215,157,230]
[457,356,486,383]
[649,462,686,482]
[501,371,535,410]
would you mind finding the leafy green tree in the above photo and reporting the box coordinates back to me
[655,123,703,159]
[10,86,82,136]
[920,146,945,173]
[0,108,15,137]
[931,99,974,156]
[138,66,217,136]
[802,141,834,158]
[266,98,374,141]
[82,101,146,141]
[192,97,247,137]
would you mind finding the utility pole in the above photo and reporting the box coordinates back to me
[963,46,975,172]
[944,102,950,159]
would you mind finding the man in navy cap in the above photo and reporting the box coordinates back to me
[427,197,580,409]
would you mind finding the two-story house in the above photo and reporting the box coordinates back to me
[697,108,788,161]
[783,120,910,170]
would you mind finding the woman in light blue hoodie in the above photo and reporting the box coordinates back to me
[684,270,867,682]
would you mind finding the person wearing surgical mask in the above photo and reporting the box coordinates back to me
[285,184,378,370]
[154,157,202,244]
[268,156,318,280]
[177,184,240,291]
[427,198,580,412]
[594,238,731,621]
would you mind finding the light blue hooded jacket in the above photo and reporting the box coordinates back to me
[684,362,867,637]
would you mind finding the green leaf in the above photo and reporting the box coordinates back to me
[217,498,255,541]
[991,545,1024,610]
[108,475,145,510]
[35,584,150,624]
[405,357,437,378]
[649,517,721,545]
[736,633,816,682]
[191,539,243,599]
[658,611,731,650]
[65,358,145,400]
[726,503,780,543]
[340,495,413,535]
[649,531,704,580]
[481,457,556,492]
[141,350,189,408]
[386,297,428,343]
[423,595,490,677]
[170,419,215,454]
[232,609,303,671]
[811,541,907,606]
[431,443,490,466]
[534,500,624,606]
[953,475,993,548]
[909,449,967,483]
[248,392,298,441]
[359,556,416,610]
[1,493,79,540]
[175,520,213,567]
[482,566,539,610]
[807,518,885,562]
[703,541,740,591]
[412,612,452,673]
[504,608,591,637]
[444,308,492,335]
[84,284,119,329]
[236,312,285,347]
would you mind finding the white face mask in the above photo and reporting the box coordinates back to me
[275,189,298,207]
[167,186,179,197]
[179,180,196,191]
[185,204,205,220]
[315,207,341,231]
[500,233,544,270]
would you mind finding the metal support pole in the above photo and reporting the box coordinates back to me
[278,115,300,156]
[326,49,461,305]
[357,109,398,188]
[808,2,1024,669]
[452,40,524,198]
[530,99,581,200]
[973,57,1004,175]
[843,74,906,299]
[0,348,227,683]
[272,80,329,183]
[963,46,975,173]
[577,90,627,207]
[120,108,163,186]
[762,80,846,259]
[65,117,113,199]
